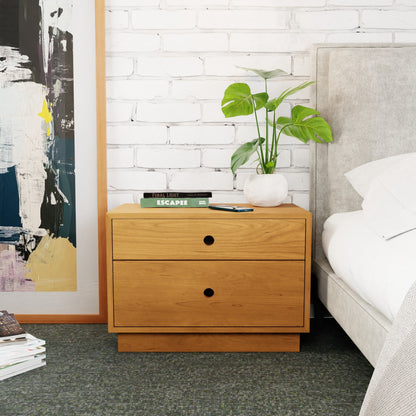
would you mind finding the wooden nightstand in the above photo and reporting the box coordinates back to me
[106,203,312,352]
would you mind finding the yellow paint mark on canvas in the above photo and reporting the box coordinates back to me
[25,234,77,292]
[37,98,52,136]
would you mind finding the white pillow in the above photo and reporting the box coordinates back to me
[362,181,416,240]
[345,153,416,198]
[362,155,416,239]
[380,157,416,213]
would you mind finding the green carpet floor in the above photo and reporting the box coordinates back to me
[0,319,373,416]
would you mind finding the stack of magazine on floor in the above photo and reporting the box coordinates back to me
[0,310,46,380]
[140,192,212,208]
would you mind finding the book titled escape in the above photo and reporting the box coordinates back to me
[140,198,209,208]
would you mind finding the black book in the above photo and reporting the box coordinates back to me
[143,192,212,198]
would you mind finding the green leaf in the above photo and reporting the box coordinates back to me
[237,66,289,79]
[231,138,265,174]
[252,93,268,110]
[265,81,315,112]
[221,83,268,118]
[221,83,253,117]
[276,105,333,143]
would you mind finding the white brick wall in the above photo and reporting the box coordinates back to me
[132,11,197,30]
[136,147,201,169]
[105,0,416,210]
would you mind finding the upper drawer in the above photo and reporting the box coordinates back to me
[111,219,305,260]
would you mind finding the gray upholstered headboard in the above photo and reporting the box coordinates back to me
[310,44,416,259]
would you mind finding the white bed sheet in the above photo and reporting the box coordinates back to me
[322,211,416,322]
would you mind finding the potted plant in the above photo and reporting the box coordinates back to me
[221,67,332,206]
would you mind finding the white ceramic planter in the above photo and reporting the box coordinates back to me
[243,173,288,207]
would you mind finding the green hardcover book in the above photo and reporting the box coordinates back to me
[140,198,209,208]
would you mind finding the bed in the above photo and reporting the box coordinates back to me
[310,44,416,368]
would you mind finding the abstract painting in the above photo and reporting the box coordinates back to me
[0,0,77,292]
[0,0,106,321]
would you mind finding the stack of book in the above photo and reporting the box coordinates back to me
[0,311,46,380]
[140,192,212,208]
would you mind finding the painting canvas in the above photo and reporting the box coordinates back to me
[0,0,105,319]
[0,0,77,292]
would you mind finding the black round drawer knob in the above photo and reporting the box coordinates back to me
[204,288,215,297]
[203,235,215,245]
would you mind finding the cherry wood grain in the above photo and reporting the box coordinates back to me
[118,333,300,352]
[113,260,305,328]
[108,203,310,219]
[106,203,312,351]
[112,219,305,260]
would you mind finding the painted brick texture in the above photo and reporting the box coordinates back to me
[105,0,416,210]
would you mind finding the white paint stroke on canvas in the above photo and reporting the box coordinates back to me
[0,46,46,234]
[0,46,32,89]
[0,0,74,236]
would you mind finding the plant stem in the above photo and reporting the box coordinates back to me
[253,98,266,173]
[275,124,291,161]
[264,79,269,167]
[256,148,263,174]
[270,111,276,163]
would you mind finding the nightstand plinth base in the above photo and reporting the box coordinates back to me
[117,333,300,352]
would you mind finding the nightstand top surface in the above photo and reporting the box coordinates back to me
[107,203,311,220]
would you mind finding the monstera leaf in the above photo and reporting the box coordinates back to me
[237,66,288,79]
[231,137,265,174]
[221,83,268,118]
[265,81,315,112]
[275,105,333,143]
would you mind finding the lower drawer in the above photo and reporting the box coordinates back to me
[113,260,305,328]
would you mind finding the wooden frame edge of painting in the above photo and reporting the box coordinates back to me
[0,0,107,323]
